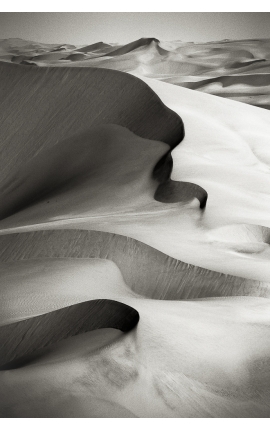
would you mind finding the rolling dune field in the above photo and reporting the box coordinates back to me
[1,37,270,417]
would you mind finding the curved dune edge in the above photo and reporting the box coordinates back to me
[0,61,184,185]
[1,229,269,299]
[0,299,139,369]
[0,123,206,225]
[155,179,208,209]
[77,42,112,53]
[104,37,161,57]
[0,62,207,227]
[2,295,270,417]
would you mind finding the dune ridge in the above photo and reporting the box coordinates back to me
[2,255,270,417]
[3,37,268,110]
[2,75,270,283]
[0,61,184,185]
[0,122,207,230]
[0,299,139,369]
[1,229,269,300]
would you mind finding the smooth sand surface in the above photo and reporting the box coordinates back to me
[1,37,270,417]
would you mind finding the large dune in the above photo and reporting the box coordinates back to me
[1,36,270,417]
[1,230,270,301]
[0,61,183,184]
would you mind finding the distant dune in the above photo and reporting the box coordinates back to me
[2,37,269,109]
[1,36,270,417]
[104,37,162,56]
[77,41,112,53]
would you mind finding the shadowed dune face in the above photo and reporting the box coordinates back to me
[0,122,206,226]
[0,124,168,221]
[2,297,270,417]
[0,258,136,325]
[0,61,184,185]
[155,179,208,209]
[0,298,139,369]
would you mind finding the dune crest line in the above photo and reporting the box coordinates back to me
[0,299,139,369]
[1,229,269,300]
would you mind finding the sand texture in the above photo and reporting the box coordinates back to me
[1,37,270,417]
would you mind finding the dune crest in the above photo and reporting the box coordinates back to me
[0,123,206,228]
[0,61,184,186]
[3,37,267,110]
[0,299,139,369]
[1,230,270,300]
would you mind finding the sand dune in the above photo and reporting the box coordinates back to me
[1,230,270,300]
[0,122,206,233]
[104,37,163,57]
[0,258,137,325]
[1,36,270,417]
[0,61,183,185]
[77,42,112,53]
[1,255,270,416]
[0,124,168,220]
[0,298,139,369]
[2,293,270,417]
[1,75,270,282]
[3,37,268,110]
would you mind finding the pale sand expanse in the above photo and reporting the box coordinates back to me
[1,39,270,417]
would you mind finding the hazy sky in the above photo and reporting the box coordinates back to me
[0,12,269,45]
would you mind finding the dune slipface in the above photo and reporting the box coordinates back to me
[0,122,206,229]
[0,299,139,369]
[0,61,183,184]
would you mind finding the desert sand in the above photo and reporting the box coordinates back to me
[1,37,270,417]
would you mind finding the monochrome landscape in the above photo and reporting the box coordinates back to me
[1,16,270,417]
